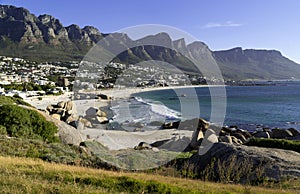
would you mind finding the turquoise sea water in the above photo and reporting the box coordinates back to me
[133,82,300,131]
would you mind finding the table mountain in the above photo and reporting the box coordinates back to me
[213,47,300,80]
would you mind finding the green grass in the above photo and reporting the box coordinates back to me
[0,156,299,194]
[245,138,300,153]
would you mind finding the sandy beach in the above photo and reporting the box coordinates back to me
[24,92,73,110]
[25,84,218,110]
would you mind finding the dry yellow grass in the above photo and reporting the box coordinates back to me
[0,156,299,194]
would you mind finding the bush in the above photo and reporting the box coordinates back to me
[198,155,267,184]
[0,105,58,142]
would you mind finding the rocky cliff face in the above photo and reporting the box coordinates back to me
[0,5,102,46]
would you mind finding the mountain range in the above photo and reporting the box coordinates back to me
[1,4,300,81]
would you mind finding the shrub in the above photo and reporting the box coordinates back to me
[198,155,267,184]
[0,105,58,142]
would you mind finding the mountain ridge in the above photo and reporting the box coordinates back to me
[1,4,300,80]
[213,47,300,80]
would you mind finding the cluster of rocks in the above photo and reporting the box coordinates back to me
[45,101,109,130]
[135,118,210,152]
[46,101,75,122]
[135,118,300,152]
[218,126,252,144]
[252,127,300,140]
[218,125,300,144]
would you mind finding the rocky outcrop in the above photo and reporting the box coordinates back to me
[45,112,85,146]
[189,142,300,182]
[145,118,217,152]
[46,100,109,131]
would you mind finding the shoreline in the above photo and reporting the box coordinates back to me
[24,84,223,110]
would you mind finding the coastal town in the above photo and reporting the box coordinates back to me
[0,55,213,98]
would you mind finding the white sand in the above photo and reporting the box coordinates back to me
[24,92,73,110]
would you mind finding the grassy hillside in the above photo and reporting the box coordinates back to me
[0,156,299,194]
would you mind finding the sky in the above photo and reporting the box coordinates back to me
[1,0,300,63]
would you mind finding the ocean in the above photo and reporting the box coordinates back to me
[110,82,300,131]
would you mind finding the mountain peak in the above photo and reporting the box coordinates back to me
[0,5,31,19]
[38,14,61,26]
[187,41,209,52]
[137,32,172,47]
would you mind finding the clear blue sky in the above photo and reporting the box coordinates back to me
[1,0,300,63]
